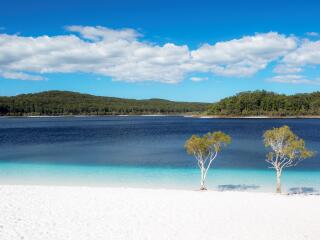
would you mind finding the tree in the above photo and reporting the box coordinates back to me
[263,125,314,193]
[185,131,231,190]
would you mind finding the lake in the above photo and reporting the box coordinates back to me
[0,116,319,193]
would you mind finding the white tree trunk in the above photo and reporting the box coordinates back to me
[276,170,281,193]
[200,165,206,190]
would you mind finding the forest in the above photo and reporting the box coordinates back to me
[2,90,320,117]
[0,91,210,116]
[208,90,320,116]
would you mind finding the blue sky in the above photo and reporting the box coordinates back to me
[1,0,320,102]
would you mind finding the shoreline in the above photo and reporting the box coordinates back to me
[2,114,320,119]
[0,183,319,195]
[1,184,319,240]
[192,114,320,119]
[1,183,320,195]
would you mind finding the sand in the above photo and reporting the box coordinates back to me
[0,185,319,240]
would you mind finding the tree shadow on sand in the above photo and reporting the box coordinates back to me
[288,187,320,195]
[218,184,260,191]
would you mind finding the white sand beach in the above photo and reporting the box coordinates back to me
[0,185,319,240]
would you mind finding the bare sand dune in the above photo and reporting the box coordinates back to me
[0,185,319,240]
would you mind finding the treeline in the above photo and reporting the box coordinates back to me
[3,90,320,117]
[208,91,320,116]
[0,91,210,116]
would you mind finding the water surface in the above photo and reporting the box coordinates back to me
[0,116,319,193]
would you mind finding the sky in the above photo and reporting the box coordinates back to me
[1,0,320,102]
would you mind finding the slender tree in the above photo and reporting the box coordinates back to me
[185,131,231,190]
[263,125,314,193]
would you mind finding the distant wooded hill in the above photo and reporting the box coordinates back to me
[2,90,320,117]
[208,91,320,116]
[0,91,210,116]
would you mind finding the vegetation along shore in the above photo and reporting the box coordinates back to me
[1,90,320,117]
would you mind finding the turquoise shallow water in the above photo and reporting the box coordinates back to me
[0,162,319,193]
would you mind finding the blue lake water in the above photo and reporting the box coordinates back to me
[0,116,319,193]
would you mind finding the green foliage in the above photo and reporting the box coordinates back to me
[208,90,320,116]
[185,131,231,157]
[264,125,314,164]
[0,91,210,116]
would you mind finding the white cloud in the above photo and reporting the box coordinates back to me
[190,77,208,82]
[66,25,141,42]
[273,64,302,74]
[190,32,297,77]
[0,27,190,83]
[272,39,320,78]
[306,32,319,37]
[282,40,320,66]
[0,71,45,81]
[0,27,301,83]
[268,75,320,85]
